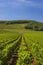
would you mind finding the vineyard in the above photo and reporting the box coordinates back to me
[0,29,43,65]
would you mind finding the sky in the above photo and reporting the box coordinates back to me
[0,0,43,22]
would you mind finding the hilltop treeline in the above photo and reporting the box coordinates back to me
[25,21,43,31]
[0,20,29,24]
[25,25,43,31]
[0,20,43,31]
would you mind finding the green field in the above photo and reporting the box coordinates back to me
[0,20,43,65]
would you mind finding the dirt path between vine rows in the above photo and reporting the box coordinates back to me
[7,36,22,65]
[7,34,38,65]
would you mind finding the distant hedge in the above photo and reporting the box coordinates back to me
[25,23,43,31]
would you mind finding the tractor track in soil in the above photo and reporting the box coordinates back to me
[7,36,22,65]
[23,36,38,65]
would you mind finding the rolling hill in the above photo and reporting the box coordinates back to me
[0,20,43,31]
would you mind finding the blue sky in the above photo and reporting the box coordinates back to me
[0,0,43,22]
